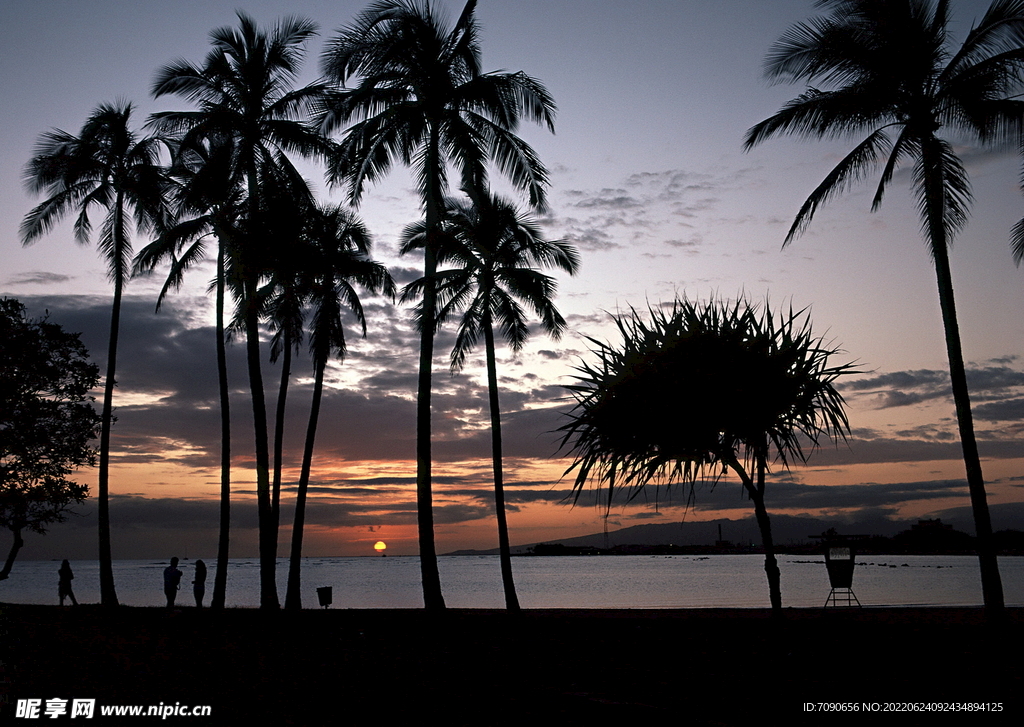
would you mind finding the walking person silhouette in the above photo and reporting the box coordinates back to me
[58,560,78,606]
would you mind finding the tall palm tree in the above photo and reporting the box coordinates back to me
[743,0,1024,615]
[559,299,853,611]
[21,102,170,607]
[319,0,555,610]
[150,11,330,608]
[255,182,313,556]
[402,188,578,610]
[134,134,242,609]
[284,205,395,610]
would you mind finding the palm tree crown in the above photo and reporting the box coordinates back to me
[743,0,1024,615]
[22,102,169,284]
[401,190,580,371]
[151,12,329,190]
[745,0,1024,246]
[319,0,555,210]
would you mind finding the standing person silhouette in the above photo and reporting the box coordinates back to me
[193,559,207,608]
[163,557,183,608]
[58,560,78,606]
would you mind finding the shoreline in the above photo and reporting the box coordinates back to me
[4,604,1022,723]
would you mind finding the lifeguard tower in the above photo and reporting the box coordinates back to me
[812,530,865,608]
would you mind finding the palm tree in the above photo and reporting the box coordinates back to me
[558,299,853,611]
[319,0,555,610]
[743,0,1024,615]
[257,184,313,556]
[21,102,170,607]
[402,188,578,610]
[150,11,330,608]
[284,205,395,610]
[134,134,242,609]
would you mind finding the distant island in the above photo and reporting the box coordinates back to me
[446,517,1024,557]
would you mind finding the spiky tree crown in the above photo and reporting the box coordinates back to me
[559,298,855,503]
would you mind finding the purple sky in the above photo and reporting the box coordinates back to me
[1,0,1022,560]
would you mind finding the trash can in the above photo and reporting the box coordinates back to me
[316,586,333,609]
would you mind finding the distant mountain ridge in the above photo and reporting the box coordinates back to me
[444,512,1024,556]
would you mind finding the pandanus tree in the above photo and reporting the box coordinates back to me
[284,205,395,610]
[150,11,330,607]
[402,188,578,610]
[559,299,853,611]
[21,102,170,606]
[743,0,1024,614]
[318,0,555,609]
[134,134,243,609]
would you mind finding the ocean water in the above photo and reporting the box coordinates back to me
[2,554,1022,609]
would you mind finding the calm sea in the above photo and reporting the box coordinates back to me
[3,554,1022,609]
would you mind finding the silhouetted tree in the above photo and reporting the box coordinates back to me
[1,298,99,581]
[744,0,1024,614]
[559,299,853,610]
[21,103,170,606]
[150,12,330,608]
[134,134,242,609]
[402,187,578,610]
[319,0,555,610]
[284,205,394,610]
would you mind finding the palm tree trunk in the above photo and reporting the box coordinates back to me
[98,215,125,608]
[212,241,231,610]
[285,357,326,610]
[724,450,781,611]
[0,527,24,581]
[244,278,279,609]
[416,128,445,610]
[483,317,520,611]
[244,162,279,609]
[921,136,1004,616]
[272,333,292,544]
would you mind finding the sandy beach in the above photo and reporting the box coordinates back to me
[3,604,1021,724]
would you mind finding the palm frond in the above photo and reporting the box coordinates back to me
[785,127,892,244]
[1011,216,1024,264]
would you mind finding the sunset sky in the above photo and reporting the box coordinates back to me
[2,0,1023,560]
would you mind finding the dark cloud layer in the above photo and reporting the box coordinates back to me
[844,365,1024,413]
[5,291,1022,559]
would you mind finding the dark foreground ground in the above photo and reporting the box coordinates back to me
[2,604,1021,725]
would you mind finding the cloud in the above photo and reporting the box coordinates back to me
[537,167,743,256]
[843,364,1024,412]
[569,189,644,210]
[973,398,1024,422]
[4,271,74,286]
